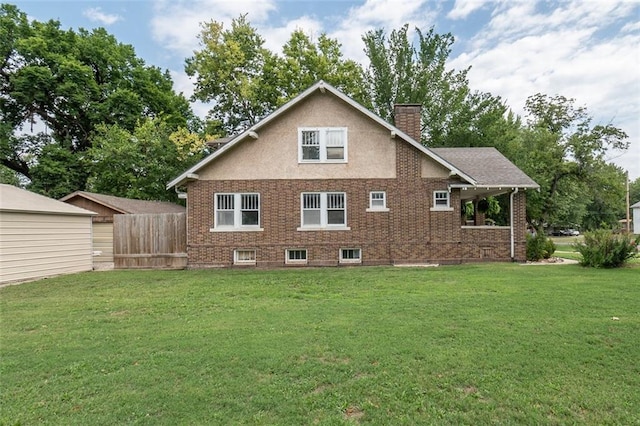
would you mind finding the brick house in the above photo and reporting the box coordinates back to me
[167,81,538,267]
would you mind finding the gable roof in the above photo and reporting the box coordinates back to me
[0,184,96,216]
[59,191,185,214]
[632,201,640,209]
[431,147,539,188]
[167,81,539,193]
[167,80,476,189]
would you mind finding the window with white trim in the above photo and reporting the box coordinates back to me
[340,248,361,264]
[367,191,388,211]
[214,193,261,230]
[298,127,347,162]
[286,249,308,264]
[234,249,256,265]
[431,191,451,210]
[300,192,347,229]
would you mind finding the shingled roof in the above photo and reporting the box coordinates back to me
[1,184,96,216]
[59,191,185,214]
[431,147,539,188]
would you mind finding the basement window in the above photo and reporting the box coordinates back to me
[340,248,361,264]
[234,249,256,265]
[286,249,308,264]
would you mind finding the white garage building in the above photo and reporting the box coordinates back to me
[0,184,96,284]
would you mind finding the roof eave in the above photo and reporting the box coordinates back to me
[60,191,128,214]
[450,183,540,190]
[0,207,97,216]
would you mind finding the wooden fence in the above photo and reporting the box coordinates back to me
[113,213,187,269]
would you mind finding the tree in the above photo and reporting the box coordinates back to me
[581,163,627,231]
[186,17,367,134]
[86,119,205,202]
[277,30,366,105]
[0,4,193,194]
[517,94,629,228]
[185,15,281,135]
[362,24,508,147]
[0,165,19,185]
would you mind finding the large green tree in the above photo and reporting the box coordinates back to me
[277,30,366,105]
[361,24,508,147]
[185,15,281,134]
[186,16,367,134]
[0,4,193,196]
[86,119,205,202]
[515,94,629,228]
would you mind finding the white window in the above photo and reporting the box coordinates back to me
[298,127,347,163]
[214,193,261,230]
[367,191,389,212]
[340,248,361,264]
[299,192,349,230]
[286,249,308,264]
[234,249,256,265]
[431,190,452,211]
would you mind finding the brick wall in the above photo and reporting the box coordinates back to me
[394,104,422,141]
[185,109,530,267]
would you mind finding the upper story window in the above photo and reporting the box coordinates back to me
[299,192,349,230]
[298,127,347,163]
[213,193,262,231]
[430,190,453,211]
[367,191,389,212]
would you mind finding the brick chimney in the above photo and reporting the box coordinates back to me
[393,104,422,142]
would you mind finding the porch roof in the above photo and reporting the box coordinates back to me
[431,147,539,199]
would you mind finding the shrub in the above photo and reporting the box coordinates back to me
[573,229,640,268]
[526,230,556,261]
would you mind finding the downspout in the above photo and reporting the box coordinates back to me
[510,188,519,260]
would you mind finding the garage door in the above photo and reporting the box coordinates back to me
[93,222,113,263]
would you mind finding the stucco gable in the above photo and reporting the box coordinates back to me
[167,81,472,188]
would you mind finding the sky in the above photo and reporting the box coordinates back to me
[11,0,640,180]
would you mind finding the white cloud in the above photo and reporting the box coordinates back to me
[449,1,640,178]
[83,7,122,25]
[329,0,437,64]
[259,16,324,54]
[150,0,277,56]
[447,0,491,20]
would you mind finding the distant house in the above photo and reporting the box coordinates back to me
[167,81,538,268]
[632,201,640,235]
[60,191,185,264]
[0,184,96,284]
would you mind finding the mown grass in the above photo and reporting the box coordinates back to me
[1,264,639,424]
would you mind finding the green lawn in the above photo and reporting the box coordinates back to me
[2,264,639,424]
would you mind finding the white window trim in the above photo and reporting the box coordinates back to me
[298,192,351,231]
[234,249,256,265]
[298,127,348,163]
[212,193,263,232]
[285,249,308,265]
[366,191,389,212]
[430,190,453,212]
[340,248,362,264]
